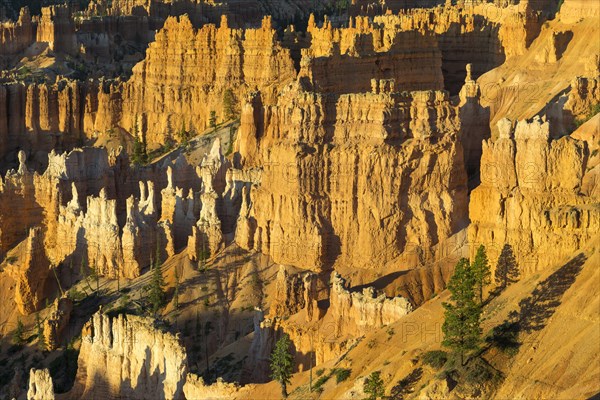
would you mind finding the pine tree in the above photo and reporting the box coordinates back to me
[89,262,100,292]
[223,89,236,121]
[472,245,491,304]
[363,371,385,400]
[442,258,482,366]
[13,318,25,346]
[209,111,217,131]
[148,245,165,315]
[131,134,144,166]
[270,334,294,399]
[197,236,208,272]
[177,120,188,145]
[174,266,180,310]
[80,257,94,294]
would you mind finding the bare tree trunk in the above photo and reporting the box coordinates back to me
[280,382,287,399]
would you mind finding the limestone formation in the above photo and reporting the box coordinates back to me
[36,5,77,54]
[8,227,51,315]
[235,83,470,271]
[469,117,599,276]
[72,312,188,399]
[122,184,158,278]
[329,272,413,336]
[183,374,250,400]
[43,297,73,351]
[0,2,597,398]
[0,7,34,59]
[27,368,55,400]
[271,265,319,322]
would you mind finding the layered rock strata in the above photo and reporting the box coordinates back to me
[8,227,51,315]
[72,312,188,399]
[27,369,55,400]
[43,297,73,351]
[235,82,470,271]
[469,117,600,276]
[329,272,413,336]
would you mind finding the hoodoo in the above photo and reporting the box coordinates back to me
[0,0,597,399]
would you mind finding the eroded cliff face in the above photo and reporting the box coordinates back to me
[7,227,51,315]
[477,0,600,133]
[43,297,73,351]
[242,266,413,383]
[0,1,531,153]
[329,272,412,336]
[104,15,297,145]
[469,117,599,276]
[0,7,35,61]
[27,368,55,400]
[235,81,470,271]
[0,151,43,254]
[72,312,188,399]
[300,15,444,93]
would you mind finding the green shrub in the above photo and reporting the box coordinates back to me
[333,368,351,383]
[315,368,325,377]
[363,371,385,400]
[313,374,330,390]
[575,103,600,128]
[464,357,499,385]
[422,350,448,370]
[67,288,87,302]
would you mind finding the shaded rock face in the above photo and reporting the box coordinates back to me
[8,227,51,315]
[329,272,413,336]
[469,117,599,276]
[0,7,35,60]
[43,297,73,351]
[271,265,319,322]
[236,83,470,271]
[27,368,55,400]
[72,312,188,400]
[0,143,232,280]
[301,15,444,94]
[0,151,43,254]
[0,2,523,155]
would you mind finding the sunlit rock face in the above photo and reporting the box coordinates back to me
[71,312,188,399]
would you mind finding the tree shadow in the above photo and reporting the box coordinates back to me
[511,253,586,334]
[489,244,519,301]
[487,253,587,355]
[390,367,423,399]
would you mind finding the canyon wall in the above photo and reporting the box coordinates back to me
[108,14,297,144]
[0,7,35,60]
[469,116,599,276]
[329,272,413,336]
[301,15,444,93]
[235,81,470,271]
[0,1,523,152]
[72,312,188,399]
[6,227,51,315]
